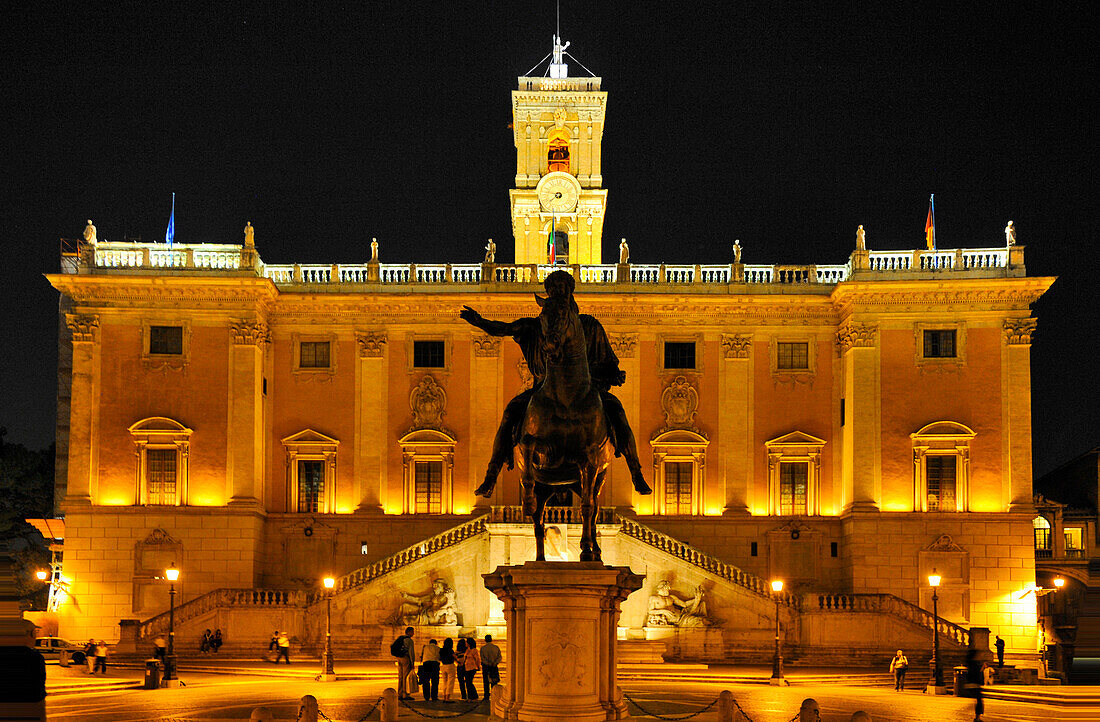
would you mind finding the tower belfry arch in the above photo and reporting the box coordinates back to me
[510,36,608,265]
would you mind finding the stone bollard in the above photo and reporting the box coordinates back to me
[717,690,735,722]
[249,708,275,721]
[850,712,872,721]
[799,698,820,722]
[298,695,319,722]
[380,687,398,722]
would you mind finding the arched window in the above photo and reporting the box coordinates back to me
[1033,515,1052,558]
[547,129,570,173]
[128,417,192,506]
[910,421,976,512]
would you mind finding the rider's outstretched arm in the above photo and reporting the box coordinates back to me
[460,306,517,337]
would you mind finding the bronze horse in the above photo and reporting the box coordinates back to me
[518,284,615,562]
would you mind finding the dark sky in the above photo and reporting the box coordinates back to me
[3,2,1096,477]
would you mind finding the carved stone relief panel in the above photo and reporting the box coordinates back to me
[410,375,447,432]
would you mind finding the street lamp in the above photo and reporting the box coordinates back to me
[36,570,48,581]
[769,579,789,686]
[926,570,944,694]
[163,564,180,686]
[320,576,336,681]
[1053,578,1065,589]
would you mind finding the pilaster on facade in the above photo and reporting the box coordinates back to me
[64,313,101,506]
[355,332,388,511]
[1002,317,1038,512]
[838,320,881,514]
[720,333,752,515]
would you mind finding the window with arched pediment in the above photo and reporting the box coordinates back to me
[910,421,976,512]
[281,429,339,514]
[128,417,192,506]
[398,429,456,514]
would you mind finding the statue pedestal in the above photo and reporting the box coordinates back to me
[484,562,644,722]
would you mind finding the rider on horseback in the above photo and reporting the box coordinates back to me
[460,270,652,498]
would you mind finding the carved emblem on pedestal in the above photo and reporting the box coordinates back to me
[1003,318,1037,345]
[836,321,878,354]
[230,321,270,346]
[66,314,100,343]
[410,375,447,431]
[473,335,502,357]
[609,333,637,359]
[535,624,587,689]
[720,334,752,359]
[357,332,387,358]
[925,534,966,552]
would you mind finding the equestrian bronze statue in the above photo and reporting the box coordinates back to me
[460,270,650,562]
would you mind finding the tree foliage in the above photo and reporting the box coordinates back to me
[0,428,55,603]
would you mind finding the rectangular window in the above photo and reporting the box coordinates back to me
[779,462,807,515]
[663,461,693,514]
[750,541,758,557]
[149,326,183,355]
[1034,526,1051,557]
[840,399,845,426]
[414,461,443,513]
[146,449,177,505]
[297,460,325,513]
[777,342,809,370]
[923,330,957,358]
[831,541,839,558]
[300,341,331,368]
[926,456,957,511]
[664,342,696,370]
[1065,528,1084,557]
[413,340,446,368]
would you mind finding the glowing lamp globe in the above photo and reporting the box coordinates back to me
[1053,578,1065,588]
[771,580,784,593]
[928,572,941,587]
[165,565,180,582]
[36,570,48,581]
[323,577,335,589]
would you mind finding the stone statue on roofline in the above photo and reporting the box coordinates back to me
[484,238,496,264]
[243,221,255,247]
[645,580,710,627]
[1005,220,1016,246]
[619,238,630,264]
[83,220,97,243]
[733,239,742,265]
[856,225,866,251]
[370,237,379,263]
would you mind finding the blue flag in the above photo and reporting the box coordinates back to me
[165,192,176,246]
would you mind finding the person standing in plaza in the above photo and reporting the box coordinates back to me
[462,638,481,700]
[480,634,501,699]
[93,640,108,675]
[439,638,457,702]
[995,636,1005,667]
[275,632,290,664]
[419,638,441,701]
[396,626,416,700]
[84,640,98,674]
[455,638,468,699]
[889,649,908,691]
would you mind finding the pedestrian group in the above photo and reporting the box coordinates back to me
[393,627,501,702]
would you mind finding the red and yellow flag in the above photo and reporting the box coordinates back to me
[924,196,936,250]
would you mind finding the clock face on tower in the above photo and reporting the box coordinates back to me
[536,171,580,213]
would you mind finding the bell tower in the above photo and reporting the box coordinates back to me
[510,37,608,265]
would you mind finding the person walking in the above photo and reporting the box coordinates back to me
[93,641,108,675]
[889,649,908,691]
[480,634,501,699]
[84,640,98,674]
[455,638,468,700]
[995,636,1005,667]
[439,638,457,702]
[153,636,167,662]
[420,639,441,701]
[275,632,291,664]
[212,629,223,653]
[396,627,416,700]
[462,638,481,700]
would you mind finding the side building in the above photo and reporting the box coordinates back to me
[46,59,1053,670]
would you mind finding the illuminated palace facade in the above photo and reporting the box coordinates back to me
[48,65,1052,666]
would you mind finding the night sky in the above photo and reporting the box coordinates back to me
[3,3,1096,477]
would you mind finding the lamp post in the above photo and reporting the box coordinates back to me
[769,579,789,686]
[926,570,944,694]
[320,576,336,681]
[163,564,180,686]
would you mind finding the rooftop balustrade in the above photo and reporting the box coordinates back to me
[59,238,1023,289]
